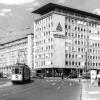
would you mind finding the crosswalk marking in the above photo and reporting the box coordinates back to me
[88,91,100,94]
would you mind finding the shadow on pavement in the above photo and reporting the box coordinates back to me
[12,79,35,85]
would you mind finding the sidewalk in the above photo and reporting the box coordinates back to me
[81,79,100,100]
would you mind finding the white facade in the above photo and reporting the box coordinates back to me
[34,13,66,69]
[0,34,34,77]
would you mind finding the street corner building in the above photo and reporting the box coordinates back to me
[33,3,100,77]
[0,3,100,78]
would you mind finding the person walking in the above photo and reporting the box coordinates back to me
[97,72,100,86]
[61,73,64,79]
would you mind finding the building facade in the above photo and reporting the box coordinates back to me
[33,3,100,77]
[0,33,34,77]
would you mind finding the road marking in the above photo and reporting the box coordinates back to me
[57,81,64,90]
[82,97,97,100]
[88,91,100,94]
[57,86,60,90]
[0,82,12,88]
[46,80,49,82]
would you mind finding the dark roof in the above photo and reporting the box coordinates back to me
[32,3,100,20]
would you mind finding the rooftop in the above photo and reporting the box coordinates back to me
[33,3,100,20]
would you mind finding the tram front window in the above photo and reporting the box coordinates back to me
[15,68,19,74]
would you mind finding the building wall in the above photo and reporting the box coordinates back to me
[53,37,65,68]
[34,14,54,69]
[65,16,87,69]
[52,14,65,68]
[64,14,100,70]
[0,38,28,76]
[34,4,100,71]
[0,34,34,77]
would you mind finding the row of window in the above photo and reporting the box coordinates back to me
[36,15,52,25]
[35,52,53,59]
[66,47,86,53]
[35,60,52,67]
[35,31,51,39]
[35,45,53,53]
[65,17,100,28]
[65,24,100,36]
[36,22,53,32]
[88,48,100,54]
[66,53,85,59]
[66,61,81,66]
[66,53,100,60]
[65,25,87,32]
[66,61,100,67]
[89,42,100,48]
[65,32,87,39]
[35,38,53,46]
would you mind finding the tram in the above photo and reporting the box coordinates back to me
[11,63,31,83]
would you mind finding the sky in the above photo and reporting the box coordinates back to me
[0,0,100,38]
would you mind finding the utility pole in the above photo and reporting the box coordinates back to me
[85,18,89,74]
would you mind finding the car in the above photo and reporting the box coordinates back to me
[82,72,90,79]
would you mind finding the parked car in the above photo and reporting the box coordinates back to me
[82,72,90,79]
[36,70,44,79]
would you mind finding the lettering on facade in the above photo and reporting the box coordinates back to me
[54,34,65,39]
[56,22,62,32]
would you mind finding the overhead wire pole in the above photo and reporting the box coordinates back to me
[85,18,89,74]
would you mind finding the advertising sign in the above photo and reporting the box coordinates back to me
[90,70,97,84]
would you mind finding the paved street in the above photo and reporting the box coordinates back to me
[0,78,81,100]
[81,79,100,100]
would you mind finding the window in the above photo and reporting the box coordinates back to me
[15,68,19,74]
[72,33,74,37]
[72,61,74,65]
[69,61,71,65]
[72,54,74,58]
[66,61,68,65]
[65,32,67,36]
[78,48,80,52]
[75,40,77,44]
[81,34,83,38]
[79,62,80,66]
[78,41,80,45]
[66,54,68,58]
[69,54,71,58]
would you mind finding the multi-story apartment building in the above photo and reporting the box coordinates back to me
[33,3,100,77]
[0,33,34,77]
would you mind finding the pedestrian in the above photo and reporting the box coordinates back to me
[61,73,63,79]
[78,74,81,83]
[97,72,100,86]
